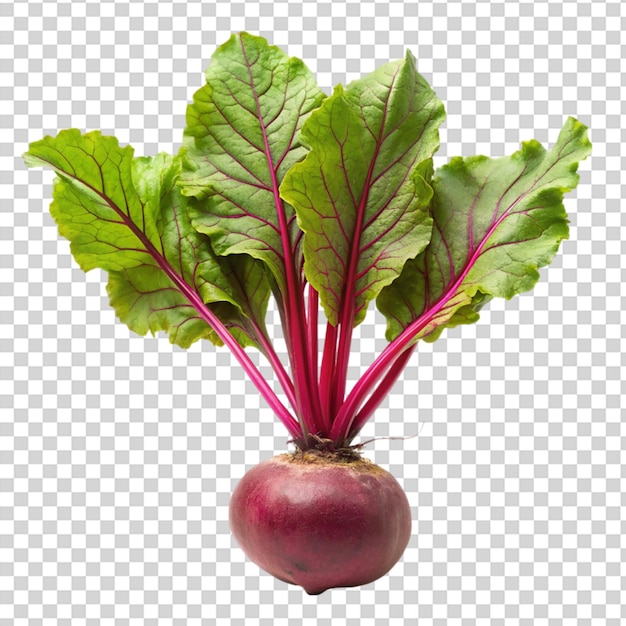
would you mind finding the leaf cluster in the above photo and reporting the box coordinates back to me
[23,33,591,447]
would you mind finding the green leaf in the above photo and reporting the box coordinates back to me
[23,130,269,349]
[377,117,592,343]
[279,52,444,327]
[179,32,326,292]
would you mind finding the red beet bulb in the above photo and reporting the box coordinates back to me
[229,451,412,594]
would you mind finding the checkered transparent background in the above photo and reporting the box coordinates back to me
[1,0,624,624]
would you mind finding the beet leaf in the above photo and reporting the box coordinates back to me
[179,32,326,435]
[332,117,592,441]
[22,129,300,437]
[179,33,325,291]
[280,52,444,418]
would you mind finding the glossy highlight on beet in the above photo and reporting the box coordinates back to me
[229,452,412,594]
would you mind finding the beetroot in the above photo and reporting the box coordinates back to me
[229,451,412,594]
[25,34,590,595]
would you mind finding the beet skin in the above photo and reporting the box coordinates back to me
[229,451,412,594]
